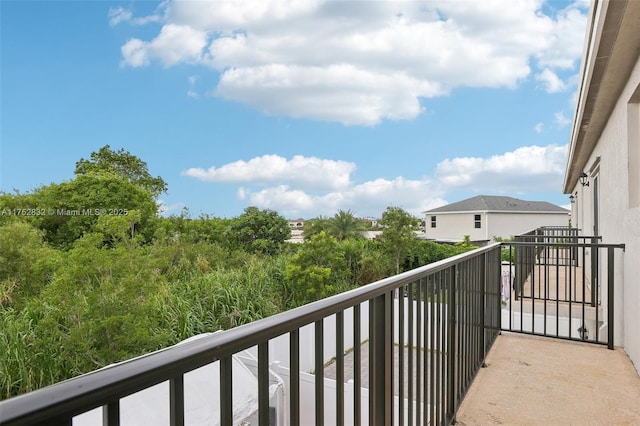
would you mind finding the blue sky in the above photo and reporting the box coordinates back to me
[1,0,589,219]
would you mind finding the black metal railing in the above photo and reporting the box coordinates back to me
[0,245,502,426]
[502,227,625,349]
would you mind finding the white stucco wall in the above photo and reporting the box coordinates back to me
[425,212,487,242]
[488,212,570,240]
[571,53,640,372]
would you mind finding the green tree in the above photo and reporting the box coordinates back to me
[229,207,290,255]
[0,222,59,308]
[338,238,393,286]
[74,145,167,197]
[32,174,158,248]
[302,216,330,241]
[328,209,365,240]
[284,232,350,306]
[26,230,172,377]
[378,206,420,274]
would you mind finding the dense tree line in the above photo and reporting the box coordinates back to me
[0,146,475,400]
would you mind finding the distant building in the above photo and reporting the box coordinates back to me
[288,218,305,229]
[423,195,570,245]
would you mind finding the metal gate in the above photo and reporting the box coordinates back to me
[500,227,625,348]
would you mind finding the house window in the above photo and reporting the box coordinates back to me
[430,216,436,228]
[474,214,481,229]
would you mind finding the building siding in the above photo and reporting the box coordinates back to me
[570,42,640,370]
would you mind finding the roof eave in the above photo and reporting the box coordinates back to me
[564,0,640,193]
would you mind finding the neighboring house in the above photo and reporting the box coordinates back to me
[288,218,305,229]
[564,0,640,371]
[423,195,569,245]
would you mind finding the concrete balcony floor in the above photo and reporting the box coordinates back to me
[456,332,640,425]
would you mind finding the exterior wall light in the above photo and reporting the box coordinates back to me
[579,172,590,187]
[569,194,575,203]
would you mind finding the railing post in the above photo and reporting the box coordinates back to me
[169,376,184,426]
[447,265,457,422]
[258,343,270,425]
[220,356,233,426]
[607,247,615,350]
[315,320,324,426]
[591,237,598,307]
[103,401,119,426]
[290,330,300,426]
[369,292,392,426]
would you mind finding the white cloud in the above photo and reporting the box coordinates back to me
[215,64,441,125]
[157,199,185,215]
[108,6,162,27]
[237,178,446,218]
[120,39,150,67]
[183,154,355,191]
[534,122,544,133]
[435,144,568,193]
[183,146,568,218]
[535,3,589,69]
[121,24,208,68]
[118,0,589,125]
[536,68,567,93]
[108,6,132,27]
[187,75,200,97]
[555,111,571,127]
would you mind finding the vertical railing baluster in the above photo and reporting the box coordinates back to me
[315,319,324,426]
[608,247,615,350]
[398,286,405,426]
[531,245,536,335]
[408,283,414,426]
[582,245,587,340]
[369,293,392,426]
[389,292,395,425]
[556,245,560,337]
[480,257,484,362]
[543,245,548,336]
[430,275,436,425]
[354,304,361,426]
[103,401,119,426]
[591,237,598,307]
[596,245,600,343]
[170,375,184,426]
[448,264,457,424]
[336,311,344,426]
[290,330,300,426]
[425,276,431,426]
[509,244,513,332]
[519,243,524,333]
[220,356,233,426]
[258,342,270,425]
[416,280,422,425]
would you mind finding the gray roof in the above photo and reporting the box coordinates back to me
[424,195,569,214]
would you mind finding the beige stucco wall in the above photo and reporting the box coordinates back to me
[571,52,640,371]
[425,211,569,242]
[425,213,487,242]
[488,212,570,240]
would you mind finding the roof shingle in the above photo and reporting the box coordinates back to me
[424,195,569,213]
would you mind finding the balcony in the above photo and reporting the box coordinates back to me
[456,332,640,425]
[0,228,634,426]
